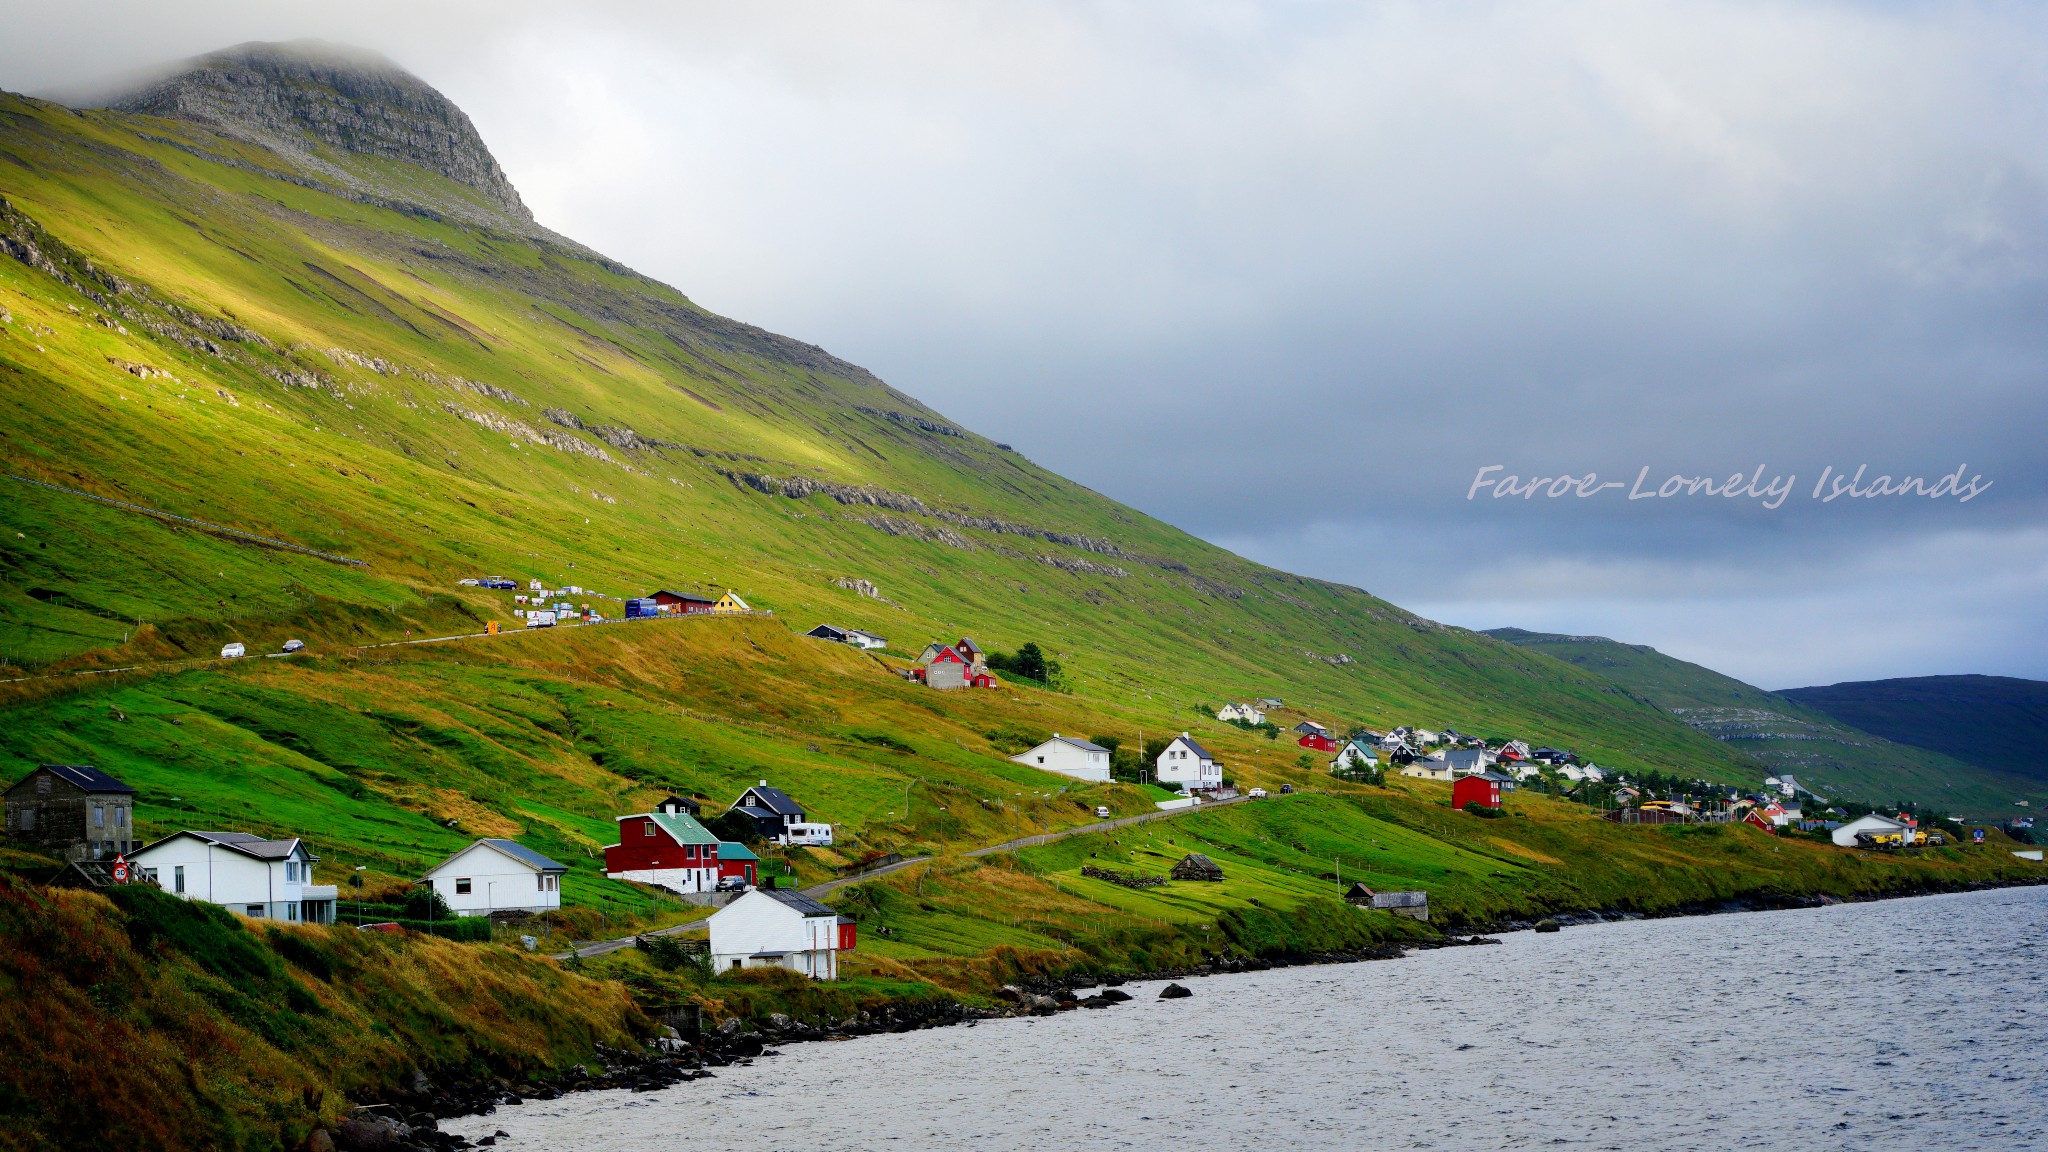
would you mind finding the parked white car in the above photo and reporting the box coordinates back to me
[1093,806,1112,818]
[220,642,246,658]
[1247,787,1268,798]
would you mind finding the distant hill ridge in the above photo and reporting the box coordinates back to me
[1484,629,2045,813]
[1781,675,2048,786]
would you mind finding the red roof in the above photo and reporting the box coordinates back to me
[929,646,966,664]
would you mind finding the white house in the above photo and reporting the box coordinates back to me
[421,838,567,916]
[1217,703,1265,725]
[1011,734,1112,783]
[1156,733,1223,792]
[1831,814,1911,848]
[708,887,853,980]
[1330,739,1380,774]
[130,830,338,923]
[1412,728,1442,746]
[1428,749,1491,776]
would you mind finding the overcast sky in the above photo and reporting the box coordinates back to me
[7,1,2045,688]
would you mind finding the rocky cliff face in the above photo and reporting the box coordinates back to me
[111,40,531,222]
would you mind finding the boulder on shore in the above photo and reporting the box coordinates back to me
[1159,983,1193,1000]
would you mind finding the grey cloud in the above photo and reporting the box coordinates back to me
[5,1,2045,684]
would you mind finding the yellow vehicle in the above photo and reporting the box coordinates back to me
[1639,800,1675,811]
[1856,832,1906,849]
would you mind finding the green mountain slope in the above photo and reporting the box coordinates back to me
[1782,675,2048,787]
[1484,628,2045,814]
[0,43,1760,788]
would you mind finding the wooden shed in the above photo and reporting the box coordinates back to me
[1170,853,1225,881]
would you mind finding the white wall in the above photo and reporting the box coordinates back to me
[1155,737,1221,790]
[1013,738,1111,783]
[708,890,839,979]
[130,836,334,922]
[425,842,562,915]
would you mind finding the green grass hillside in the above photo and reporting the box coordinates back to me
[1782,675,2048,787]
[1484,628,2044,814]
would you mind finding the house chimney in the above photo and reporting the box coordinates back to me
[759,779,768,787]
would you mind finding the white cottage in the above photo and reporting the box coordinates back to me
[130,830,338,923]
[1400,759,1454,782]
[1011,734,1112,783]
[708,887,853,980]
[1329,739,1379,774]
[1216,703,1265,725]
[420,839,568,916]
[1155,733,1223,793]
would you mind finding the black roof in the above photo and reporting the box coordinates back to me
[1170,734,1214,760]
[806,624,849,639]
[650,589,716,603]
[764,888,838,917]
[734,784,802,816]
[15,764,136,794]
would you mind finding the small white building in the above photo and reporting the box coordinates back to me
[421,839,567,916]
[1831,814,1911,848]
[1217,703,1265,725]
[709,887,853,980]
[130,830,338,923]
[1429,748,1491,776]
[1011,734,1112,783]
[1156,733,1223,792]
[1329,739,1379,773]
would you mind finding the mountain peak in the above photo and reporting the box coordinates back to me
[109,40,530,223]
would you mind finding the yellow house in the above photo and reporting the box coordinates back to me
[712,592,752,614]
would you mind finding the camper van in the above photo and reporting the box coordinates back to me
[524,611,557,629]
[775,822,835,847]
[220,642,246,658]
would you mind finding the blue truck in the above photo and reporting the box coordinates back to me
[625,597,662,619]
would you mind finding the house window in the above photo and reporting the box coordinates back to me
[246,904,265,917]
[455,878,472,894]
[93,804,105,827]
[287,902,299,921]
[644,822,656,836]
[117,807,128,827]
[36,776,48,794]
[17,808,30,830]
[174,865,185,894]
[284,861,297,883]
[731,959,743,970]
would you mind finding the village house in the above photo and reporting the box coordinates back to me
[1218,702,1265,725]
[4,764,137,862]
[1297,732,1339,753]
[1428,748,1492,776]
[1452,773,1504,810]
[804,624,889,650]
[647,590,717,615]
[914,638,995,689]
[718,841,760,887]
[422,839,568,916]
[129,830,338,923]
[711,592,753,614]
[1330,739,1380,774]
[1412,728,1442,746]
[1830,813,1912,847]
[727,781,810,840]
[1155,733,1223,793]
[1011,734,1113,783]
[1255,697,1284,709]
[605,798,728,894]
[708,887,854,979]
[1292,720,1330,738]
[1400,758,1454,782]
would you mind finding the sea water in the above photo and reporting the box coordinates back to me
[449,885,2047,1150]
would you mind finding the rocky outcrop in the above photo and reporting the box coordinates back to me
[109,40,531,224]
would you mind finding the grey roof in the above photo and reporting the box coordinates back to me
[764,888,838,917]
[422,838,567,878]
[1048,735,1109,753]
[145,830,310,861]
[20,764,135,794]
[1171,734,1214,760]
[477,838,568,873]
[734,784,802,816]
[1475,771,1516,783]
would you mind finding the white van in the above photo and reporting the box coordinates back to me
[776,822,835,847]
[525,611,557,629]
[220,642,246,658]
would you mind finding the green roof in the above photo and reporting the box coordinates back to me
[717,841,760,861]
[649,810,719,846]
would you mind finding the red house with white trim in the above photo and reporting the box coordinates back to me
[1452,773,1503,810]
[1297,733,1338,752]
[604,797,728,893]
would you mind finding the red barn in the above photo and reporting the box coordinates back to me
[1297,733,1338,752]
[648,590,717,615]
[1452,773,1502,810]
[1742,807,1777,833]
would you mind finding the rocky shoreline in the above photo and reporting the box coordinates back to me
[313,875,2045,1151]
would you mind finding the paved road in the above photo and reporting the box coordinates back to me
[549,794,1267,960]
